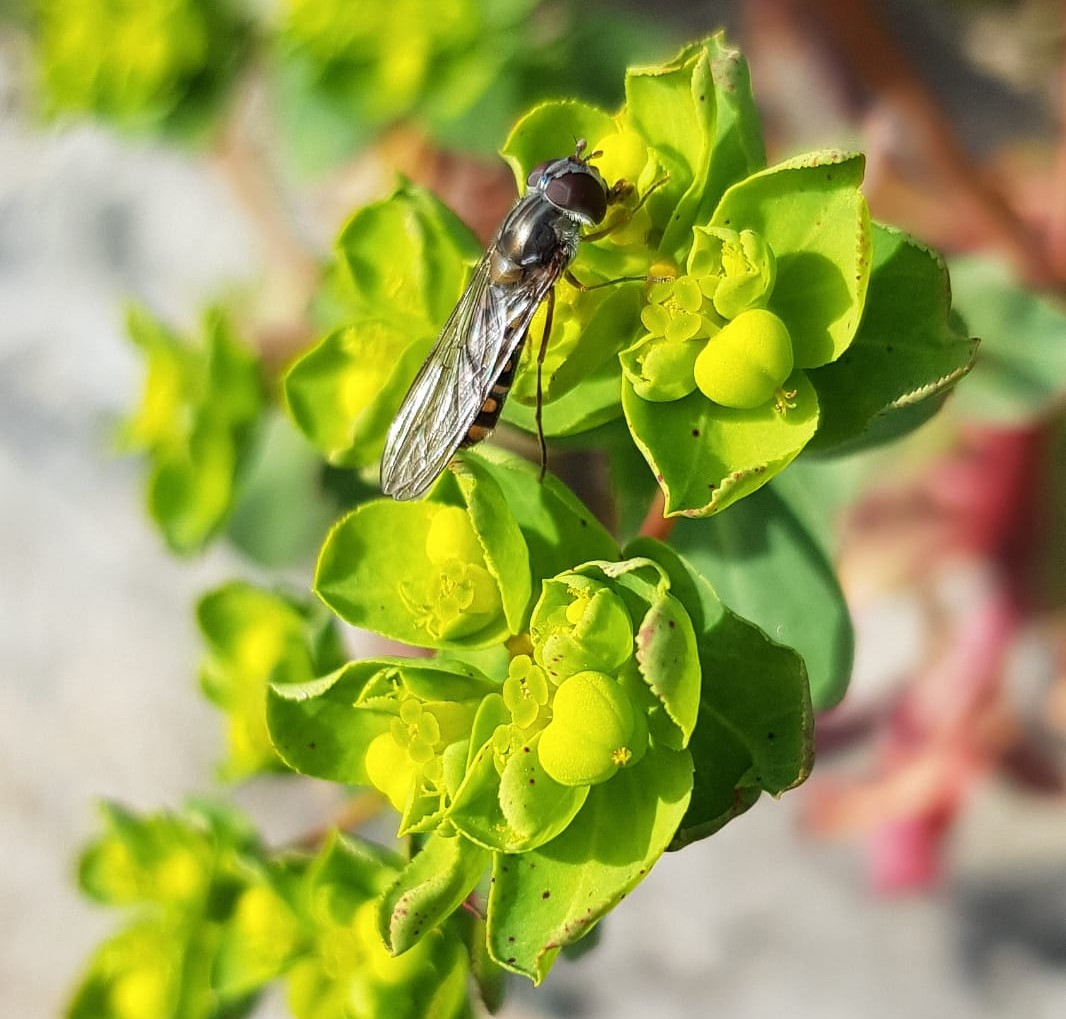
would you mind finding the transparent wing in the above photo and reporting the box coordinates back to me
[380,244,562,500]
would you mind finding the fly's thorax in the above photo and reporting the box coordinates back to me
[489,195,581,285]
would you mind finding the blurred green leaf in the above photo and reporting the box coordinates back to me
[669,478,852,710]
[948,254,1066,425]
[120,307,265,554]
[198,582,345,780]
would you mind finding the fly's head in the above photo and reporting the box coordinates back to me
[526,140,609,227]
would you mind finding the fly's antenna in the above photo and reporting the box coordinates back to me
[573,137,603,164]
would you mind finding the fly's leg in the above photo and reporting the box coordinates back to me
[582,173,669,243]
[533,173,671,481]
[569,173,673,291]
[563,270,662,292]
[535,285,556,481]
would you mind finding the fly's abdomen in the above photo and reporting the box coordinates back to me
[460,348,521,448]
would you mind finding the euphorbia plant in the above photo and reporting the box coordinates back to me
[75,33,976,1017]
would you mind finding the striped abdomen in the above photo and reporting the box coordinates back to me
[460,349,521,448]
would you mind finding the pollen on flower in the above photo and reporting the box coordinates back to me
[398,555,502,641]
[611,746,633,767]
[774,386,799,414]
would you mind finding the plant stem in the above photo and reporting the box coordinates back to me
[287,791,385,851]
[638,487,675,541]
[211,69,322,338]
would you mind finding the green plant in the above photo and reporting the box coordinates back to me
[25,0,669,162]
[74,33,976,1017]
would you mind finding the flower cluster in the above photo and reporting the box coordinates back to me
[267,449,812,982]
[71,803,474,1019]
[623,228,795,412]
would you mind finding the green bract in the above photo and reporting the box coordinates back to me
[619,147,870,516]
[118,307,265,554]
[197,583,345,779]
[285,182,479,468]
[35,0,248,136]
[315,490,518,650]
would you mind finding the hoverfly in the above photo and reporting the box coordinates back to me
[380,140,648,501]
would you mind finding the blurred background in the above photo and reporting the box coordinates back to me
[3,0,1066,1015]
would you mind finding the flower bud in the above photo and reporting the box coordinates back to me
[688,227,777,319]
[532,579,634,683]
[538,672,644,786]
[694,308,794,410]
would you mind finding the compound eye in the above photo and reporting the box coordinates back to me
[545,170,608,224]
[526,160,555,188]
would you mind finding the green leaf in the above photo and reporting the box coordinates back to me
[267,658,494,784]
[380,833,490,954]
[457,448,619,586]
[945,254,1060,426]
[37,0,250,140]
[276,0,538,166]
[304,831,400,921]
[213,880,302,998]
[68,920,189,1019]
[510,280,645,410]
[502,356,626,437]
[457,909,508,1015]
[625,41,716,257]
[623,537,726,637]
[273,53,376,175]
[676,606,813,846]
[672,478,852,710]
[121,307,265,554]
[622,369,819,516]
[78,802,214,907]
[198,581,345,780]
[284,320,433,468]
[287,833,474,1019]
[224,412,342,568]
[500,99,617,189]
[288,181,483,468]
[448,734,590,853]
[808,225,977,451]
[696,34,766,223]
[314,496,522,650]
[485,744,692,983]
[332,180,480,328]
[634,588,700,746]
[448,456,534,634]
[710,151,871,369]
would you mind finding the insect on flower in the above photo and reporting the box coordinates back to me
[380,140,659,501]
